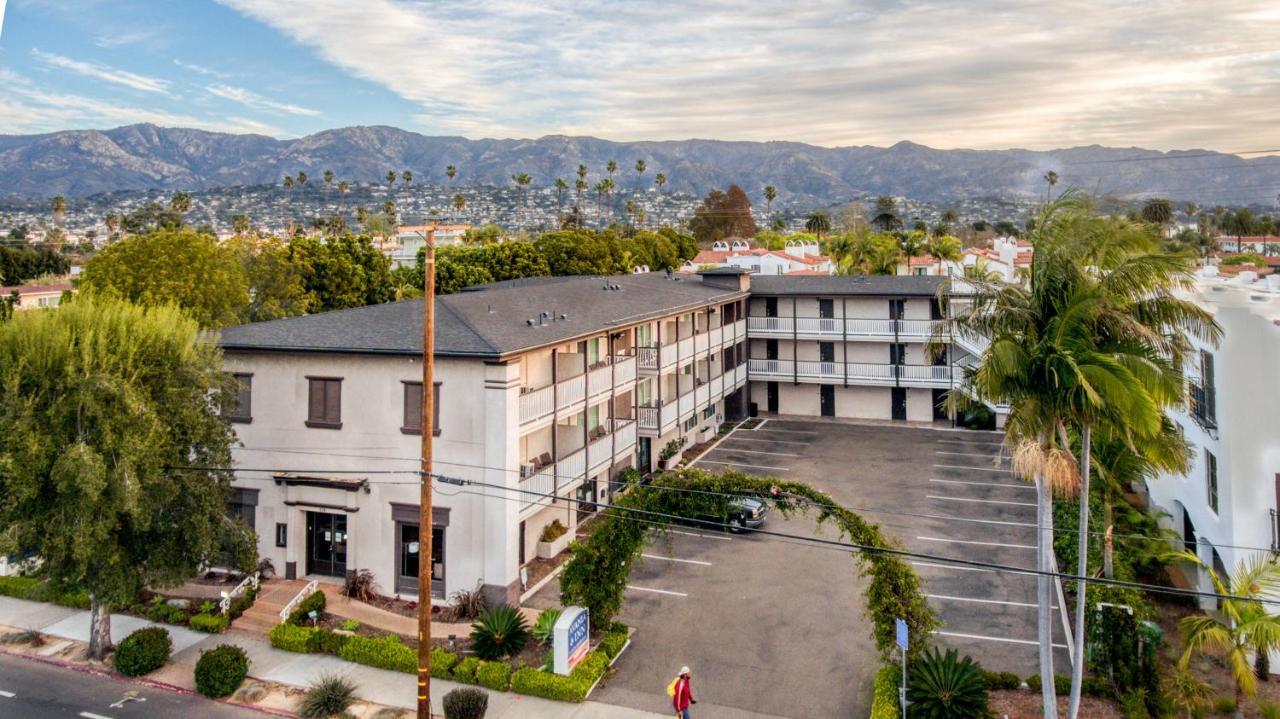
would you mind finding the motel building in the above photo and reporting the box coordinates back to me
[218,269,967,605]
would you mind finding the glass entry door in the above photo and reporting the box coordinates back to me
[396,522,445,597]
[306,512,347,577]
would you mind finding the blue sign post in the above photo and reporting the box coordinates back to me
[895,619,908,719]
[553,606,590,676]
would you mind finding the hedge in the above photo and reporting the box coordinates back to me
[510,650,609,703]
[1026,673,1114,698]
[0,576,90,609]
[870,665,900,719]
[269,623,318,653]
[337,634,415,673]
[600,628,628,661]
[452,656,480,684]
[287,591,326,625]
[431,647,459,679]
[188,613,229,634]
[476,660,512,691]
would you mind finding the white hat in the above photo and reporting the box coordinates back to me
[680,666,690,675]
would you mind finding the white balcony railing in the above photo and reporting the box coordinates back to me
[747,316,945,340]
[615,419,637,454]
[587,430,613,473]
[520,465,555,511]
[614,354,637,385]
[556,373,586,410]
[519,384,554,425]
[587,362,612,398]
[746,359,952,387]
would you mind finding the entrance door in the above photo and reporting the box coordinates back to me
[767,382,779,413]
[932,388,948,421]
[306,512,347,577]
[765,297,778,318]
[820,385,835,417]
[891,388,907,421]
[638,437,652,472]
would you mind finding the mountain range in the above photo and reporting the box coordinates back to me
[1,123,1277,207]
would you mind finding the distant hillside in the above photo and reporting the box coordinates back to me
[1,123,1276,206]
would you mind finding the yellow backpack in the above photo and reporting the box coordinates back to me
[666,676,679,698]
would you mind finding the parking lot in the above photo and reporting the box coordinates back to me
[529,418,1069,718]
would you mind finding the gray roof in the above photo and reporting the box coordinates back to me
[749,274,947,297]
[218,272,746,358]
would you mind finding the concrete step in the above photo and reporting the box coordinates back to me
[232,615,279,634]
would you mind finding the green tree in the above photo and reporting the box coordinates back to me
[688,185,756,244]
[1044,171,1059,202]
[323,169,334,191]
[169,191,192,221]
[296,171,308,189]
[402,170,412,186]
[0,296,252,659]
[605,159,618,179]
[1171,551,1280,719]
[51,195,67,229]
[446,164,457,184]
[231,214,252,236]
[654,172,667,195]
[553,178,568,212]
[385,170,396,188]
[1140,198,1173,227]
[634,159,646,190]
[804,210,831,239]
[453,193,467,218]
[764,185,777,216]
[511,173,532,208]
[462,225,503,245]
[534,229,626,275]
[79,230,249,328]
[923,234,962,273]
[287,234,394,312]
[222,235,309,322]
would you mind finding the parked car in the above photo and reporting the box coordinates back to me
[694,496,768,533]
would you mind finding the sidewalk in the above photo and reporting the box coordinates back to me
[0,595,667,718]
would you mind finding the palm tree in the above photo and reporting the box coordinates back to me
[900,229,925,259]
[1171,550,1280,719]
[1141,198,1173,227]
[575,178,588,213]
[804,211,831,239]
[603,177,617,221]
[337,180,350,214]
[355,206,368,224]
[1183,202,1198,227]
[323,169,334,192]
[104,213,119,239]
[446,164,457,184]
[635,159,646,190]
[606,159,618,180]
[402,170,412,187]
[923,234,962,274]
[764,185,777,216]
[51,196,67,229]
[452,193,466,219]
[655,172,667,195]
[282,175,294,192]
[1043,171,1059,202]
[383,200,397,225]
[593,180,608,225]
[576,164,588,183]
[511,172,532,208]
[231,214,252,236]
[170,191,192,217]
[386,170,397,189]
[554,178,568,212]
[296,171,308,189]
[1166,666,1214,719]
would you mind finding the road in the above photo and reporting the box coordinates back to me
[0,653,268,719]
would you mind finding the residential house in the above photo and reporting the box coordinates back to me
[686,239,834,276]
[0,283,73,310]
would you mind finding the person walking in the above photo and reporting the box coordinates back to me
[672,666,696,718]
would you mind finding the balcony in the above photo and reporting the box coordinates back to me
[746,358,953,388]
[519,355,639,428]
[747,317,946,341]
[637,319,747,376]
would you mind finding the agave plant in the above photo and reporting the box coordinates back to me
[297,674,357,719]
[906,647,990,719]
[470,604,530,660]
[532,609,561,646]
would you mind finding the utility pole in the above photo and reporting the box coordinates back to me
[417,228,437,719]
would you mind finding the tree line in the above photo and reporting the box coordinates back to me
[0,245,71,286]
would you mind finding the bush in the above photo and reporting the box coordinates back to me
[539,520,568,543]
[453,656,481,684]
[1261,701,1280,719]
[189,613,229,634]
[308,628,351,655]
[1083,676,1114,698]
[113,626,172,677]
[600,629,628,660]
[194,644,248,698]
[342,569,378,602]
[0,577,90,609]
[431,647,459,679]
[1214,697,1237,715]
[982,670,1021,691]
[227,587,257,621]
[509,650,609,703]
[532,609,560,646]
[341,619,360,632]
[449,583,488,621]
[288,591,326,625]
[146,602,187,625]
[471,604,529,660]
[298,674,356,719]
[337,634,415,673]
[443,687,489,719]
[907,647,989,719]
[870,665,901,719]
[476,660,511,692]
[1121,689,1150,719]
[269,622,318,653]
[1025,672,1072,695]
[0,576,40,599]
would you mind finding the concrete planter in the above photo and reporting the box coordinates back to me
[657,451,683,471]
[536,533,572,559]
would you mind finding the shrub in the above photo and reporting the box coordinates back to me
[113,626,172,677]
[0,577,89,609]
[309,628,351,655]
[341,619,360,632]
[269,622,318,653]
[146,602,187,625]
[342,569,378,602]
[199,600,217,615]
[288,591,326,625]
[1214,697,1237,715]
[600,629,628,660]
[449,583,487,621]
[194,644,249,698]
[189,613,229,634]
[982,670,1021,691]
[509,650,609,703]
[471,604,529,660]
[0,629,45,646]
[1083,676,1114,698]
[0,576,40,599]
[476,660,511,692]
[453,656,481,684]
[1025,673,1072,695]
[531,609,560,646]
[539,520,568,543]
[907,648,989,719]
[1261,701,1280,719]
[870,665,901,719]
[337,634,415,673]
[1121,689,1151,719]
[227,587,257,621]
[443,687,489,719]
[431,647,459,679]
[297,674,357,719]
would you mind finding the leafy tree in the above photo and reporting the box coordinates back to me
[688,185,756,244]
[0,246,70,286]
[1044,171,1059,202]
[80,230,249,328]
[462,225,503,245]
[170,191,192,217]
[484,242,552,281]
[121,202,185,235]
[923,234,962,271]
[453,193,467,217]
[804,211,831,238]
[221,236,309,322]
[0,296,252,659]
[535,229,625,275]
[288,234,394,312]
[434,248,496,294]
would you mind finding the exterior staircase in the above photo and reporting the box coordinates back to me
[233,578,312,635]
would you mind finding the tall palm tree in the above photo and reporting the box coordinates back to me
[923,234,962,274]
[1182,202,1198,227]
[1171,551,1280,719]
[452,193,466,219]
[511,172,532,209]
[593,180,608,225]
[402,170,412,187]
[323,169,334,192]
[1044,171,1059,202]
[296,171,308,189]
[337,180,350,215]
[575,178,588,213]
[446,164,457,184]
[282,175,294,192]
[635,159,646,191]
[576,163,588,184]
[554,177,568,212]
[51,196,67,229]
[804,211,831,239]
[606,159,618,180]
[764,185,777,216]
[231,214,252,236]
[900,229,925,259]
[386,170,397,189]
[355,206,368,224]
[655,172,667,195]
[383,199,396,225]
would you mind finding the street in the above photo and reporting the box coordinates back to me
[0,653,268,719]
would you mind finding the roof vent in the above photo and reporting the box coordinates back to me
[612,284,621,291]
[526,319,535,326]
[559,313,568,320]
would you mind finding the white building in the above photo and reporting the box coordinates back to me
[958,237,1031,283]
[387,224,470,267]
[217,270,961,605]
[686,239,834,275]
[1145,268,1280,608]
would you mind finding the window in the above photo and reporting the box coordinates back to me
[275,523,288,548]
[684,415,697,431]
[818,298,834,319]
[1206,450,1218,513]
[636,323,653,347]
[889,299,905,320]
[401,381,442,436]
[703,405,716,420]
[228,373,252,423]
[306,377,343,428]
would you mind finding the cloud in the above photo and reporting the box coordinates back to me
[217,0,1280,150]
[173,59,232,79]
[31,48,170,94]
[206,83,319,116]
[94,29,157,49]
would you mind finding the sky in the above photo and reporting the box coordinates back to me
[0,0,1278,151]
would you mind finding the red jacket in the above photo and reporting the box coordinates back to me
[673,676,694,711]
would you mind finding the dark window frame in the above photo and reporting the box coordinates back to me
[228,373,253,423]
[306,376,343,429]
[400,381,442,436]
[1206,450,1219,514]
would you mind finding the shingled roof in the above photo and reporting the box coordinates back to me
[749,274,946,296]
[218,272,747,358]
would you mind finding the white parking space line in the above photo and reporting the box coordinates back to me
[912,561,994,573]
[933,630,1068,649]
[752,419,770,430]
[668,529,732,541]
[0,690,14,698]
[80,713,114,719]
[929,514,1037,528]
[642,553,713,566]
[926,594,1039,608]
[930,478,1032,489]
[928,495,1037,508]
[627,584,689,597]
[720,437,810,446]
[705,448,799,457]
[933,463,1012,473]
[938,438,1003,447]
[697,460,790,471]
[916,536,1036,550]
[758,428,817,436]
[936,451,1006,460]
